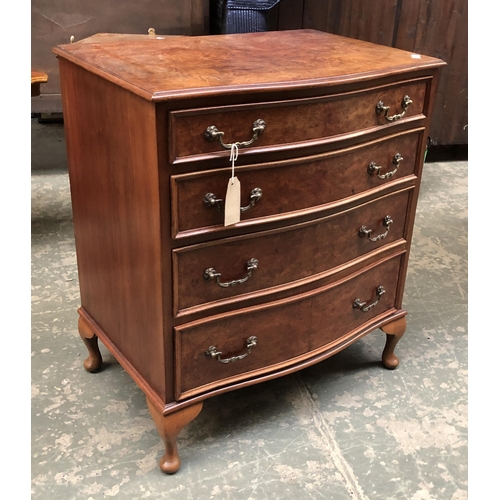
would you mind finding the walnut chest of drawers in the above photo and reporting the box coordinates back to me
[53,29,445,474]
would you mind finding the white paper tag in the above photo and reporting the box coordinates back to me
[224,143,241,226]
[224,176,241,226]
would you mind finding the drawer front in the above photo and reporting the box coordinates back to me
[175,253,403,399]
[169,79,428,163]
[172,129,423,238]
[173,188,411,315]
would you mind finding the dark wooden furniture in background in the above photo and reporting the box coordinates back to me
[53,29,444,473]
[34,0,466,149]
[268,0,468,149]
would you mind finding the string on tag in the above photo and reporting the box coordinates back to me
[229,143,239,185]
[224,144,241,226]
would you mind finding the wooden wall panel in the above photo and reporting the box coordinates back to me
[325,0,399,47]
[275,0,398,46]
[274,0,467,146]
[301,0,334,32]
[395,0,468,145]
[276,0,305,30]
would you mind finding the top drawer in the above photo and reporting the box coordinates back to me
[168,78,429,164]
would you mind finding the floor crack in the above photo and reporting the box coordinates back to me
[292,373,370,500]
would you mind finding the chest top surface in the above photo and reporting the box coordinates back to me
[52,29,445,101]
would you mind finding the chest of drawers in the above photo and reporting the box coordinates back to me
[53,30,445,474]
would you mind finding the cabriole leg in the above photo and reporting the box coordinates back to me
[380,316,406,369]
[146,398,203,474]
[78,316,102,373]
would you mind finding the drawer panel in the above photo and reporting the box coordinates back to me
[172,128,423,238]
[173,188,411,315]
[175,253,403,399]
[169,79,428,163]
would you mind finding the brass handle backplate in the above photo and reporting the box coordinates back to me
[203,187,263,214]
[358,215,394,242]
[205,336,258,364]
[376,95,413,122]
[353,286,386,312]
[204,119,266,150]
[204,258,259,288]
[368,153,404,179]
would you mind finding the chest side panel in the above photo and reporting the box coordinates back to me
[59,58,167,401]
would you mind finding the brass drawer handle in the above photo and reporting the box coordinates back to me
[205,336,258,364]
[367,153,404,179]
[353,286,386,312]
[203,258,259,288]
[376,95,412,122]
[204,119,266,150]
[358,215,393,242]
[203,187,263,214]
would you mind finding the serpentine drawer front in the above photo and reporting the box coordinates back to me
[175,253,403,400]
[169,79,428,164]
[173,188,411,316]
[53,29,445,474]
[171,128,424,238]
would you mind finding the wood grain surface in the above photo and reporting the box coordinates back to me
[53,30,444,101]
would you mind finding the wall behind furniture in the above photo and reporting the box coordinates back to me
[271,0,468,148]
[31,0,209,113]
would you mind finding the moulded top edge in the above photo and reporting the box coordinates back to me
[52,30,446,102]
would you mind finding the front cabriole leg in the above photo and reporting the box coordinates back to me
[146,398,203,474]
[380,316,406,369]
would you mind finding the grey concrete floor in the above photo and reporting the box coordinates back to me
[31,118,468,499]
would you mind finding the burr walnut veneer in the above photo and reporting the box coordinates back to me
[53,30,445,474]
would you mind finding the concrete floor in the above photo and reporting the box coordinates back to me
[31,117,468,499]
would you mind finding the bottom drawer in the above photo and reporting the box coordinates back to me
[175,253,403,400]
